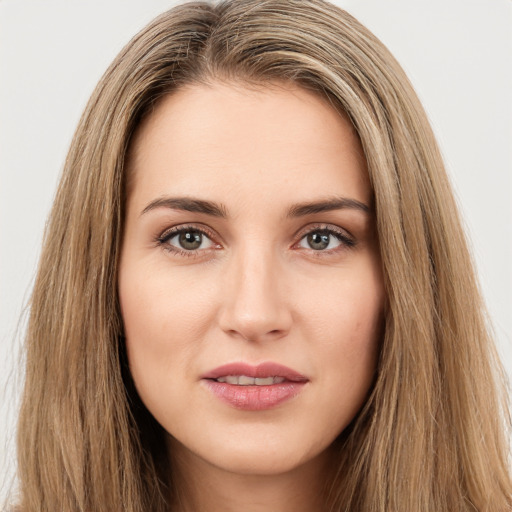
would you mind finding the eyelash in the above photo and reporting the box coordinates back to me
[156,223,356,258]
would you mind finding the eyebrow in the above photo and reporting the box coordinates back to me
[140,195,371,218]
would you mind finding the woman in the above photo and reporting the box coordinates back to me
[12,0,512,510]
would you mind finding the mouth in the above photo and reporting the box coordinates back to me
[201,362,309,411]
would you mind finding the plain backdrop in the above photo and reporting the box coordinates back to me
[1,0,511,504]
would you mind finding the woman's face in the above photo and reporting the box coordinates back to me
[119,81,384,476]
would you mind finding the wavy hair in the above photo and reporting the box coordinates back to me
[15,1,511,510]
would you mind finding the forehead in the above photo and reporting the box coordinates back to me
[126,81,371,212]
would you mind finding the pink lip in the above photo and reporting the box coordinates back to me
[201,362,309,411]
[202,362,308,382]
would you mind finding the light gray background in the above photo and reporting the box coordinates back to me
[1,0,511,504]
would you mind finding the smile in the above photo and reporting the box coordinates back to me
[201,362,308,410]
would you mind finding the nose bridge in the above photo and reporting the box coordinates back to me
[219,239,291,342]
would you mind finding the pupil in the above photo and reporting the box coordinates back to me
[179,231,202,250]
[308,232,330,250]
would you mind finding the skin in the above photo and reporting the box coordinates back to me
[118,80,384,512]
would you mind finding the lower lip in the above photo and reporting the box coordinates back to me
[202,380,307,411]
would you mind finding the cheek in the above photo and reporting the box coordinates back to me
[118,262,213,405]
[306,258,383,345]
[303,265,383,417]
[119,258,213,343]
[324,307,381,381]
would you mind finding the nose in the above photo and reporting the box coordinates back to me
[217,243,293,343]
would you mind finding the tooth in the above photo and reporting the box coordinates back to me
[255,377,274,385]
[217,375,284,386]
[238,375,255,386]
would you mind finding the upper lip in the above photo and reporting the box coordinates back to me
[201,362,309,382]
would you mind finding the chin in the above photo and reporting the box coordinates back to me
[168,422,333,477]
[215,448,307,476]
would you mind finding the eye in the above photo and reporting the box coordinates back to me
[157,224,354,257]
[158,226,216,254]
[297,227,355,252]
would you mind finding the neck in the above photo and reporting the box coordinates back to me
[168,441,332,512]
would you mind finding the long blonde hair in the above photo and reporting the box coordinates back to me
[15,1,511,510]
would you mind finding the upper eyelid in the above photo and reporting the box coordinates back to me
[293,222,354,242]
[159,223,217,241]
